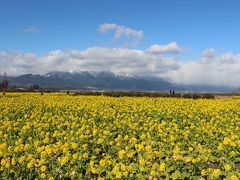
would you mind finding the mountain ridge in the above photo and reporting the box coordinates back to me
[2,71,237,92]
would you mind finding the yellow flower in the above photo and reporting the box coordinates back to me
[92,129,98,136]
[82,152,89,159]
[224,164,232,171]
[27,160,35,169]
[201,169,207,176]
[73,153,78,160]
[11,158,16,166]
[172,170,181,180]
[97,138,104,144]
[18,156,26,164]
[145,145,152,152]
[82,143,88,150]
[103,130,110,135]
[124,135,129,141]
[5,160,11,169]
[159,162,166,172]
[118,150,126,159]
[91,167,99,174]
[115,171,122,179]
[40,173,46,179]
[120,164,127,171]
[71,142,78,150]
[139,159,145,165]
[230,175,239,180]
[223,137,231,145]
[99,159,107,167]
[40,165,47,172]
[138,144,144,151]
[150,170,156,176]
[140,166,145,172]
[188,147,194,152]
[185,156,193,163]
[140,134,146,140]
[60,156,69,165]
[217,144,223,151]
[2,92,240,178]
[211,169,221,178]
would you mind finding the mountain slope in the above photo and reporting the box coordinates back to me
[7,71,235,92]
[8,71,173,91]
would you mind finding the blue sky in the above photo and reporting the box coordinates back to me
[1,0,240,86]
[1,0,240,55]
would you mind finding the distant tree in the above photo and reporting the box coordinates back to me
[1,79,8,96]
[1,80,8,89]
[182,94,192,99]
[192,94,201,99]
[32,84,40,90]
[202,93,215,99]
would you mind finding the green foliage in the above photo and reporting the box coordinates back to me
[73,91,217,100]
[192,94,202,99]
[182,94,192,99]
[202,93,215,99]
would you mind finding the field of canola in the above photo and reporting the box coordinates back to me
[0,93,240,179]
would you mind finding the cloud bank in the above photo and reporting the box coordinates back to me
[1,47,240,87]
[162,51,240,87]
[0,47,179,77]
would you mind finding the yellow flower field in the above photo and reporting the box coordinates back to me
[0,93,240,179]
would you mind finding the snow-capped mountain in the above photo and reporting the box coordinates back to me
[6,71,235,92]
[8,71,173,91]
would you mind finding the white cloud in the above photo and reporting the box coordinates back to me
[1,47,240,87]
[99,23,144,47]
[0,47,179,77]
[201,48,216,58]
[0,51,38,75]
[162,49,240,87]
[219,53,240,64]
[23,26,41,33]
[147,42,182,54]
